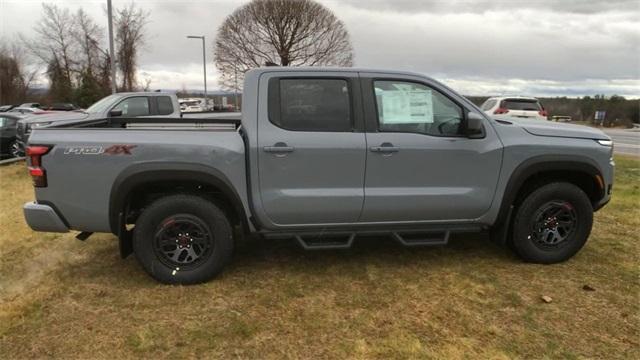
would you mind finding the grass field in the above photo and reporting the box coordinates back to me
[1,156,638,359]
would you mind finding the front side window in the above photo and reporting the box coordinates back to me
[157,96,174,115]
[373,80,463,136]
[270,78,352,132]
[112,97,150,116]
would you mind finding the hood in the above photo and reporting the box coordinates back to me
[499,118,610,140]
[20,111,90,124]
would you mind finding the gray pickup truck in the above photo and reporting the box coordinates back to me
[23,68,614,284]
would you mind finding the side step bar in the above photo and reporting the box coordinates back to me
[265,230,452,250]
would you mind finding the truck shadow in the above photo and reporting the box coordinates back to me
[64,232,517,287]
[229,232,517,272]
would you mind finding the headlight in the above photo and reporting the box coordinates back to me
[596,139,613,147]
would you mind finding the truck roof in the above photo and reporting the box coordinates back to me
[246,66,434,80]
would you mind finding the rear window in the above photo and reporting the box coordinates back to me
[157,96,174,115]
[503,99,541,111]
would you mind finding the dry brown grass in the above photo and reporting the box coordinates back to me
[0,156,638,359]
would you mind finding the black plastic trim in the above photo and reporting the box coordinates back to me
[108,162,248,234]
[495,155,605,228]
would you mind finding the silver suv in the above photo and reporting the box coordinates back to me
[481,96,548,121]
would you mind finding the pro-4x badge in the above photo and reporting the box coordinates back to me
[64,144,137,155]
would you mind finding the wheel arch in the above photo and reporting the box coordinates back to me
[109,162,249,236]
[498,155,605,221]
[492,155,605,244]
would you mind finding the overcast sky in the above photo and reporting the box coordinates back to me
[1,0,639,97]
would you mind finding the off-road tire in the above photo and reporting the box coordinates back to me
[133,194,233,284]
[512,182,593,264]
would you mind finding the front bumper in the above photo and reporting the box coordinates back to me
[23,202,69,232]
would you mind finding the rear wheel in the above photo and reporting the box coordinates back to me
[133,195,233,284]
[511,182,593,263]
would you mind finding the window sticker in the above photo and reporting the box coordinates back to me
[380,89,433,124]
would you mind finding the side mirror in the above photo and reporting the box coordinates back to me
[465,112,485,138]
[109,109,123,117]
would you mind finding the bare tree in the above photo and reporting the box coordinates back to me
[73,8,104,76]
[114,3,149,91]
[28,3,78,88]
[0,39,36,104]
[214,0,353,90]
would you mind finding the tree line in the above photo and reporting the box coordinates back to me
[0,3,149,107]
[468,95,640,126]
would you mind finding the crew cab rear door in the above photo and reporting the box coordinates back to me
[359,73,503,222]
[256,71,366,226]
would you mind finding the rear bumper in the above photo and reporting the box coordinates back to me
[23,202,69,232]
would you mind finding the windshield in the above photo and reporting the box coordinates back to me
[85,94,122,114]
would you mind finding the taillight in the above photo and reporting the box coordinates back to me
[539,109,548,117]
[494,101,509,114]
[26,145,51,187]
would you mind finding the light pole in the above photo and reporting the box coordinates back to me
[107,0,116,93]
[234,66,239,111]
[187,35,207,108]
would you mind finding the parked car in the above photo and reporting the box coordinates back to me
[19,102,42,108]
[9,107,46,115]
[0,105,18,112]
[551,115,572,122]
[0,113,24,158]
[15,92,182,155]
[47,103,80,111]
[179,98,208,112]
[480,96,548,121]
[23,67,613,284]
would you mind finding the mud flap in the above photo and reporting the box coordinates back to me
[118,212,133,258]
[490,205,514,246]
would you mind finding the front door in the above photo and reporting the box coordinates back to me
[360,75,503,223]
[257,72,367,226]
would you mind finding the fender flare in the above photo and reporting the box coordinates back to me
[495,154,604,226]
[108,162,248,234]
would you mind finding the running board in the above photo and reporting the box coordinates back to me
[391,230,449,246]
[264,229,453,250]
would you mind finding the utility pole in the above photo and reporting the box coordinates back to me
[107,0,116,93]
[187,35,207,108]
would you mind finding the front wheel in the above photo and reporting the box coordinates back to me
[133,195,234,284]
[511,182,593,264]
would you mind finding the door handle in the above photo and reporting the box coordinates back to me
[263,143,295,153]
[370,143,399,153]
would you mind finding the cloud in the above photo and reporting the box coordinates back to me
[1,0,638,97]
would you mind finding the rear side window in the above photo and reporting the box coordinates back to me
[269,78,352,132]
[503,99,541,111]
[157,96,174,115]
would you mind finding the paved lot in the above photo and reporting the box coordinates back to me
[602,128,640,157]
